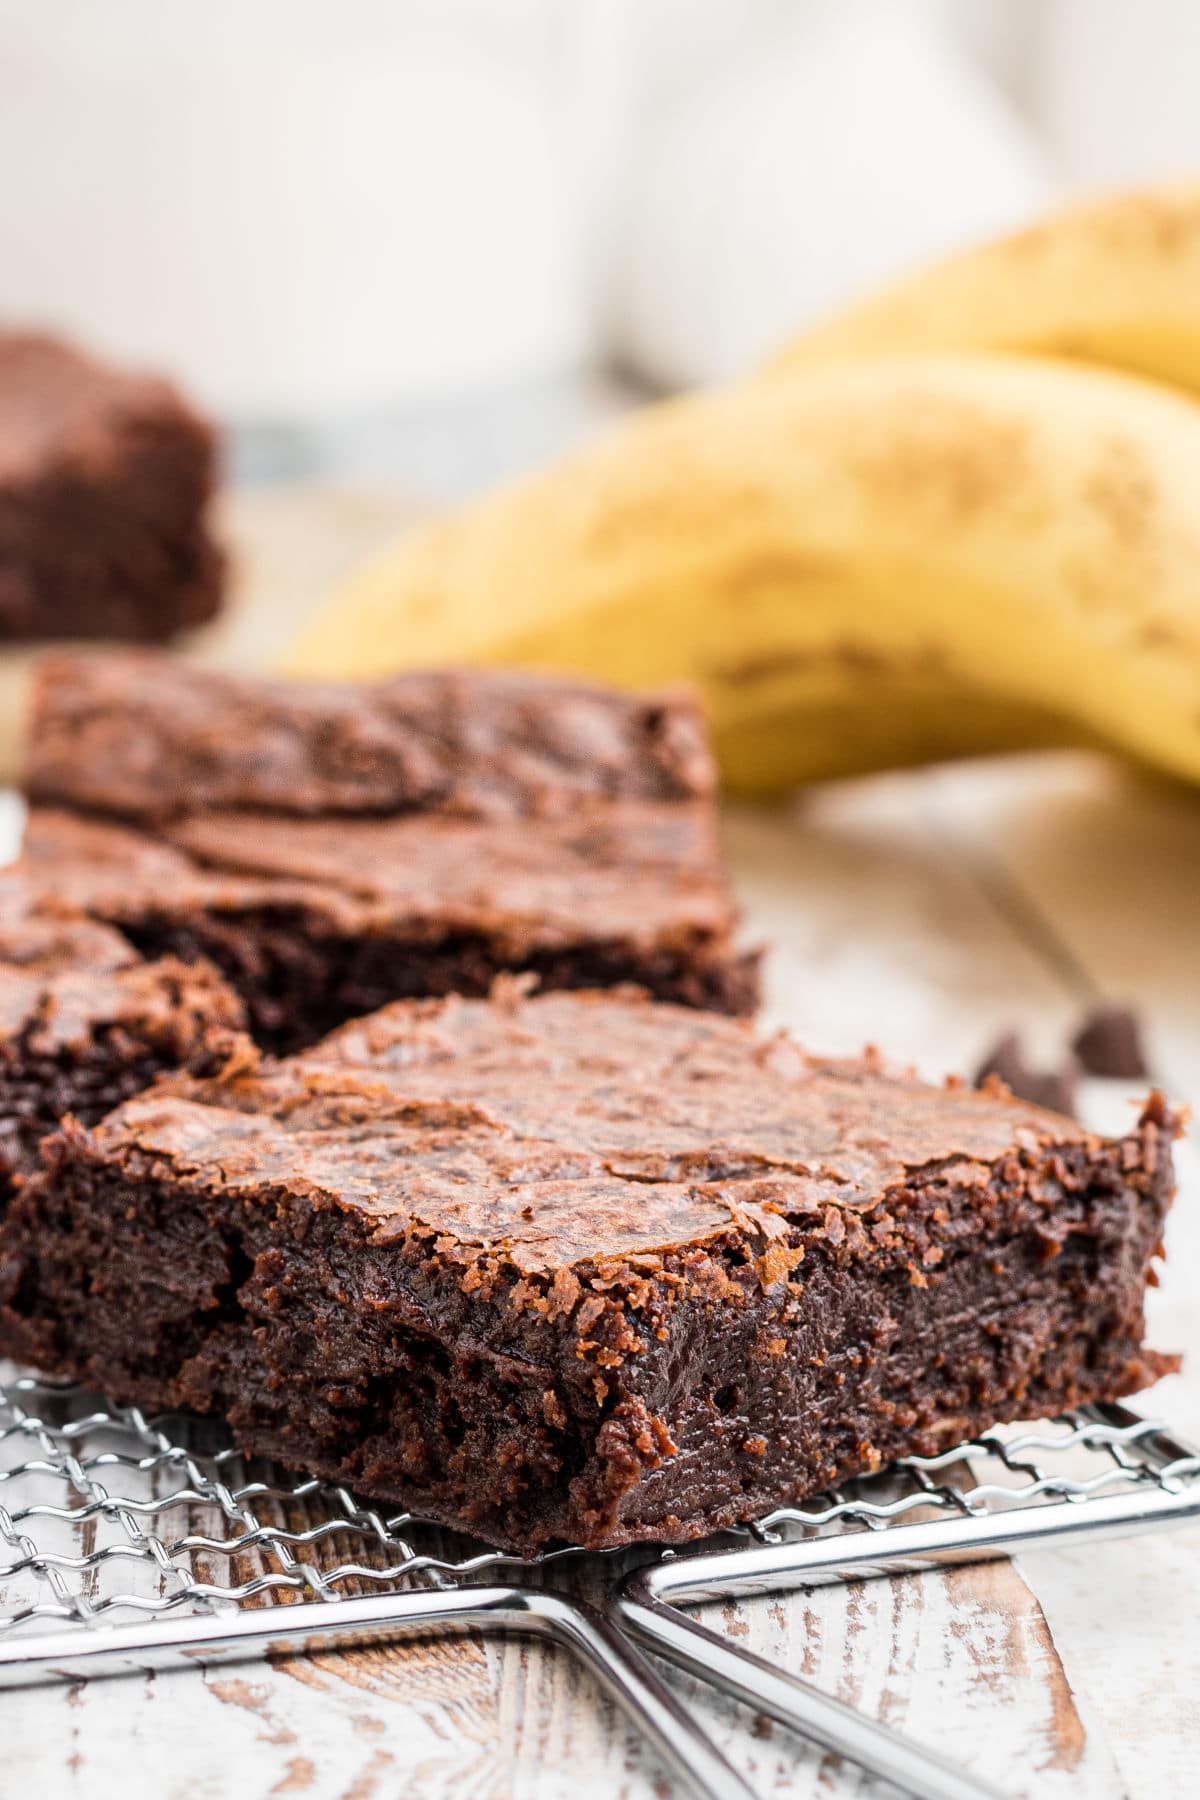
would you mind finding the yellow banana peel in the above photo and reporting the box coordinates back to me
[766,181,1200,398]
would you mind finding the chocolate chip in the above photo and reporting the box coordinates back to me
[973,1032,1079,1119]
[973,1032,1022,1090]
[1071,1006,1149,1080]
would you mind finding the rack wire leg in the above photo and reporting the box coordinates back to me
[617,1580,1004,1800]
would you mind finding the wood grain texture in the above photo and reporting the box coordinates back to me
[4,486,1200,1798]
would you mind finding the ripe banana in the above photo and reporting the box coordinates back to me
[285,352,1200,793]
[766,181,1200,398]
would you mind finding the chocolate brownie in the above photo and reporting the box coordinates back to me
[16,655,757,1051]
[0,903,247,1202]
[24,652,714,820]
[0,987,1176,1553]
[0,333,223,642]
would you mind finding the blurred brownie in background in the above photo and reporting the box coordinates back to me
[16,652,759,1052]
[0,332,223,641]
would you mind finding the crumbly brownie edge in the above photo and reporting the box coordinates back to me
[0,1101,1174,1554]
[0,960,247,1196]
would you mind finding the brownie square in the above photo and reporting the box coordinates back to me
[23,649,716,820]
[0,333,223,642]
[17,653,758,1051]
[0,986,1175,1553]
[0,904,246,1202]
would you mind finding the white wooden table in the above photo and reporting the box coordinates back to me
[5,495,1200,1799]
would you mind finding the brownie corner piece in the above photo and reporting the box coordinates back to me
[0,902,249,1199]
[0,332,224,643]
[0,989,1176,1554]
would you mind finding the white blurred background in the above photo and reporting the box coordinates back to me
[2,0,1198,487]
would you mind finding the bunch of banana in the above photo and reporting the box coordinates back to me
[767,181,1200,396]
[286,183,1200,793]
[287,351,1200,790]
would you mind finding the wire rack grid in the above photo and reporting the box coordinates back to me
[4,1367,1200,1800]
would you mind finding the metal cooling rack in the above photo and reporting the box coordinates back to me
[3,1369,1199,1800]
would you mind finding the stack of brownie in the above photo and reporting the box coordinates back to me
[0,650,1179,1552]
[0,645,754,1182]
[15,651,759,1050]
